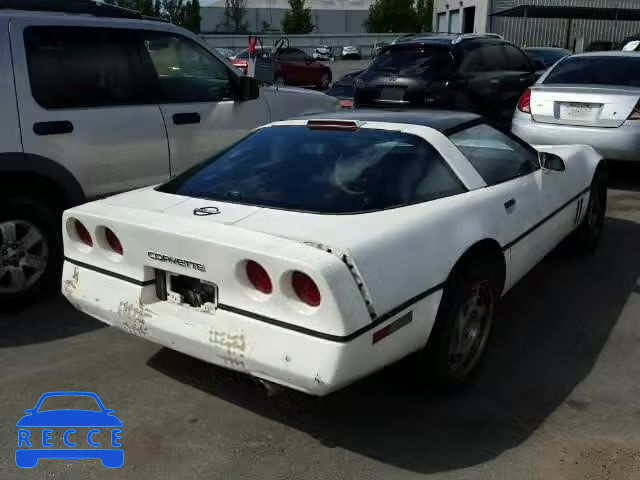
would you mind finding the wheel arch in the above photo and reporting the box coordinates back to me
[446,239,507,297]
[0,152,86,209]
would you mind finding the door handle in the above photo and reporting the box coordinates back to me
[504,198,516,210]
[33,121,73,136]
[173,112,201,125]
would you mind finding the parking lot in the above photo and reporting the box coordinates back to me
[1,165,639,479]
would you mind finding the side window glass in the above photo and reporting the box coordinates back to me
[449,124,539,185]
[482,45,508,71]
[290,49,307,62]
[24,26,146,109]
[460,46,487,72]
[142,32,233,103]
[504,45,532,71]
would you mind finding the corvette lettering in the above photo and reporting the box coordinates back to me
[147,252,206,272]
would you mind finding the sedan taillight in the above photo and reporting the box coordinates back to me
[517,88,531,114]
[292,271,321,307]
[105,228,123,255]
[246,260,272,294]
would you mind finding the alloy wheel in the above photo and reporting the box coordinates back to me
[0,220,49,293]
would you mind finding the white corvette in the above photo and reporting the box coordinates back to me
[61,110,607,395]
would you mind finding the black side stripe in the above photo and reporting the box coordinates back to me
[219,281,445,343]
[64,257,155,287]
[502,186,590,251]
[64,253,445,343]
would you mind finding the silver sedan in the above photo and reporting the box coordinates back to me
[512,52,640,162]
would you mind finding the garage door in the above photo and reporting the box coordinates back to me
[437,13,447,33]
[448,9,460,33]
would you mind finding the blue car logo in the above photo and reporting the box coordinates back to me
[16,391,123,468]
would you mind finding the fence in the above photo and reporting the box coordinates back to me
[201,33,403,57]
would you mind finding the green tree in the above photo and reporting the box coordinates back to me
[365,0,418,33]
[282,0,314,34]
[183,0,202,33]
[415,0,433,32]
[223,0,249,33]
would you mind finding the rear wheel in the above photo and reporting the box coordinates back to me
[420,257,500,390]
[0,198,61,308]
[567,167,607,253]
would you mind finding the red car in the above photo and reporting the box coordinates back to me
[231,47,332,89]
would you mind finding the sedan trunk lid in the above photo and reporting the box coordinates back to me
[530,85,640,128]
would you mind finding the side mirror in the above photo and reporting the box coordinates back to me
[239,75,259,100]
[539,152,566,171]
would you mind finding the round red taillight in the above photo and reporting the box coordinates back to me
[246,260,272,294]
[105,228,123,255]
[74,220,92,247]
[292,271,321,307]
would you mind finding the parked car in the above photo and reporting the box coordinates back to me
[353,33,537,125]
[312,45,332,61]
[523,47,571,71]
[232,46,332,88]
[62,109,606,396]
[622,39,640,51]
[371,42,389,57]
[0,1,339,306]
[512,52,640,163]
[325,70,363,101]
[230,46,273,74]
[215,47,235,59]
[341,45,361,59]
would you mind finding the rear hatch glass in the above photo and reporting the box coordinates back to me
[367,45,452,77]
[158,126,465,214]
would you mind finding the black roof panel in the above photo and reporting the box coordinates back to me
[291,109,482,133]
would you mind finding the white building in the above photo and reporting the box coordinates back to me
[433,0,490,34]
[201,0,375,34]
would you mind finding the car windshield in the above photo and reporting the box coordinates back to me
[544,56,640,87]
[369,46,452,76]
[157,126,465,213]
[38,395,101,412]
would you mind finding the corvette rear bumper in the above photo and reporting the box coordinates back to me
[62,262,442,396]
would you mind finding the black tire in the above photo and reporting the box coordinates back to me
[0,197,62,308]
[318,73,331,90]
[420,257,501,391]
[567,166,607,253]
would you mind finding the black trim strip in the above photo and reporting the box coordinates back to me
[64,258,444,343]
[502,186,590,251]
[64,257,155,287]
[218,282,445,343]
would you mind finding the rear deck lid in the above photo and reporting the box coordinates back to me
[534,55,640,127]
[530,85,640,127]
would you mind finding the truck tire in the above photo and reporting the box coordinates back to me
[0,198,62,308]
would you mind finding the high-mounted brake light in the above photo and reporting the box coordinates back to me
[105,228,123,255]
[246,260,272,294]
[307,120,359,131]
[292,271,321,307]
[517,88,531,114]
[628,99,640,120]
[74,220,92,247]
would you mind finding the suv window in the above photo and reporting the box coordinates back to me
[544,56,640,87]
[24,26,146,109]
[503,45,532,71]
[449,124,539,185]
[158,126,466,213]
[460,44,508,72]
[482,44,509,71]
[141,32,233,103]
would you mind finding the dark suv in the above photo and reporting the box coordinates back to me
[353,34,537,124]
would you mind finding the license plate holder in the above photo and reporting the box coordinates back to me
[559,102,600,121]
[166,273,218,314]
[380,87,405,101]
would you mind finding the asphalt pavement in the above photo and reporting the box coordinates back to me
[1,165,640,480]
